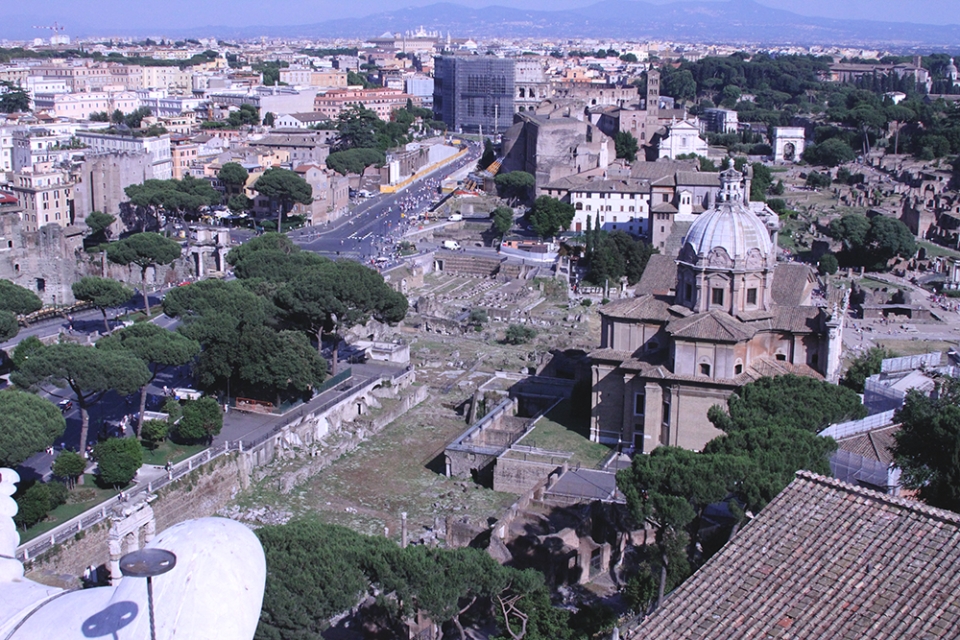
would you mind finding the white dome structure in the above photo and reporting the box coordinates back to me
[679,168,773,268]
[675,169,778,314]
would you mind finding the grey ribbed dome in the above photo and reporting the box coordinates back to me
[682,203,772,260]
[681,169,772,263]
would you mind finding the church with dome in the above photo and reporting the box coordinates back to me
[589,168,846,451]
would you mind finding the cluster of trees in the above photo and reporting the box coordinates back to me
[893,378,960,512]
[582,221,657,287]
[827,213,917,270]
[0,80,31,113]
[201,104,261,129]
[161,233,406,404]
[12,341,151,465]
[13,479,68,530]
[658,54,830,127]
[325,147,387,176]
[256,519,610,640]
[0,279,42,341]
[300,47,358,57]
[494,171,535,202]
[123,176,222,230]
[614,131,639,162]
[617,375,865,611]
[331,102,437,169]
[253,61,289,86]
[528,196,575,239]
[89,106,155,128]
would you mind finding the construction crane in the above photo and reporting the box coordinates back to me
[33,22,66,38]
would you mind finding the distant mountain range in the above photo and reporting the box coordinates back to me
[11,0,960,48]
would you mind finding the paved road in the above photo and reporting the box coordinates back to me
[5,145,476,484]
[290,143,482,263]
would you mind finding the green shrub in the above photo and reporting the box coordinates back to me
[94,438,143,487]
[140,419,169,449]
[504,324,536,345]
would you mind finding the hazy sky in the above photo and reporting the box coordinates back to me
[4,0,960,34]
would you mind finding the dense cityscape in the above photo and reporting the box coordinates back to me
[0,2,960,638]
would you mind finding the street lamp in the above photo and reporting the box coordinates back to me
[119,548,177,640]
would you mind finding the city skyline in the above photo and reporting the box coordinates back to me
[2,0,959,39]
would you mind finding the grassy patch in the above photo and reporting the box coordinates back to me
[231,396,516,540]
[873,339,956,357]
[859,276,903,291]
[141,440,207,466]
[19,476,117,542]
[918,240,960,259]
[519,400,610,469]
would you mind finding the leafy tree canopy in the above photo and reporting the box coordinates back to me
[587,231,656,286]
[176,396,223,441]
[491,206,514,236]
[529,196,575,238]
[325,147,386,176]
[0,80,30,113]
[0,279,42,316]
[494,171,535,200]
[85,211,116,243]
[72,276,133,332]
[0,389,66,467]
[52,450,87,487]
[218,162,249,188]
[707,374,866,434]
[253,168,312,221]
[893,381,960,512]
[107,232,182,314]
[0,311,18,342]
[841,346,894,393]
[124,176,222,215]
[94,437,143,486]
[11,342,151,457]
[615,131,639,162]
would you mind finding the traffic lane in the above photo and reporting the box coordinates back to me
[301,146,479,241]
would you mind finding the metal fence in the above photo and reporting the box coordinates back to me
[15,367,414,564]
[16,440,240,563]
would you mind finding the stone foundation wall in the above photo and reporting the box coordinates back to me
[24,373,423,585]
[493,456,561,494]
[24,454,247,585]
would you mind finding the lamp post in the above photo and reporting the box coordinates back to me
[119,548,177,640]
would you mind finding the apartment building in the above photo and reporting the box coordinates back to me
[313,88,420,120]
[9,164,74,232]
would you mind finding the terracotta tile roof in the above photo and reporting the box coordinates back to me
[747,356,823,380]
[771,262,815,307]
[768,304,822,333]
[600,294,673,322]
[667,310,755,342]
[589,347,637,363]
[635,254,678,296]
[651,202,679,213]
[836,425,899,466]
[676,171,721,187]
[628,471,960,640]
[630,159,697,181]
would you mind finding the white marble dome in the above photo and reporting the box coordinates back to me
[680,169,772,265]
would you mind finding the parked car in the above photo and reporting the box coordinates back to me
[58,398,73,413]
